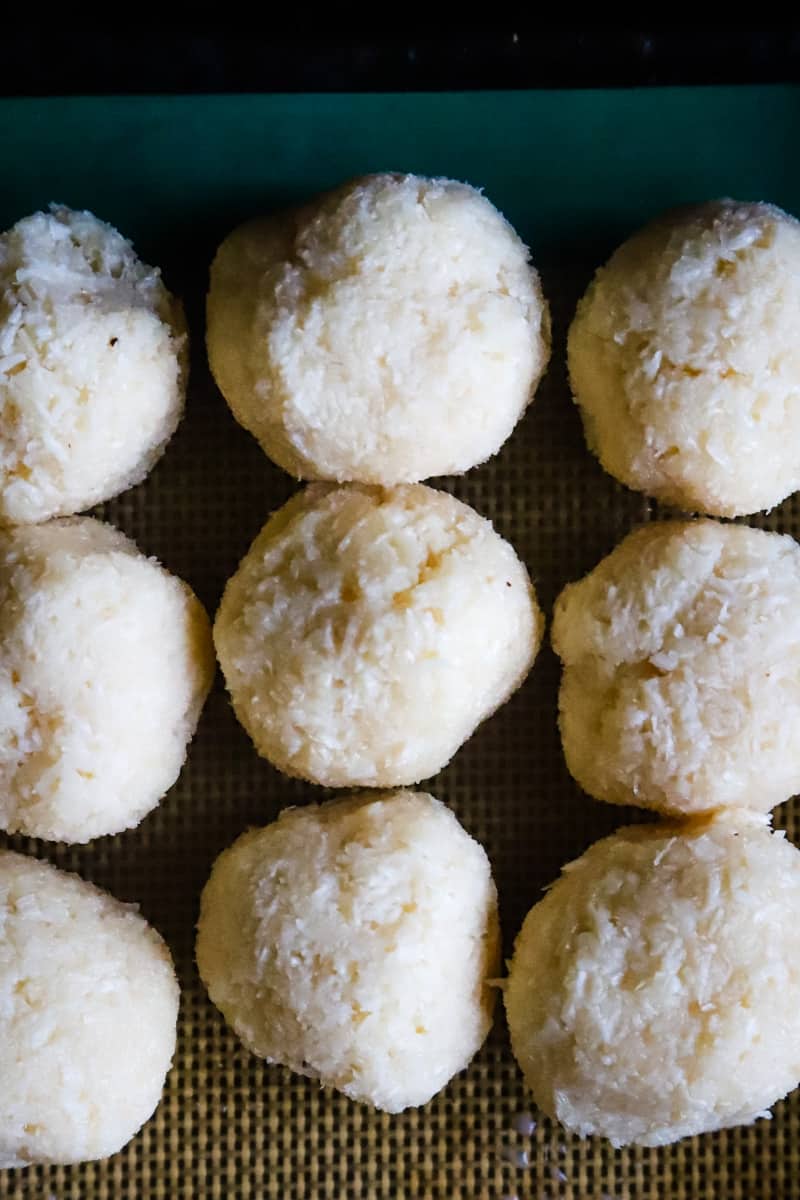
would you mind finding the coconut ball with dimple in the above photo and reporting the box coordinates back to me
[568,199,800,517]
[0,850,179,1167]
[0,205,186,523]
[196,790,500,1112]
[505,813,800,1147]
[213,482,542,788]
[0,516,215,842]
[207,173,550,483]
[553,519,800,817]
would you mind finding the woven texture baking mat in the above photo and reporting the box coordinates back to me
[1,88,800,1200]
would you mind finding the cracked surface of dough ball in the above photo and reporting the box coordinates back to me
[568,200,800,516]
[0,850,179,1167]
[0,517,215,842]
[196,790,500,1112]
[214,483,541,787]
[553,519,800,816]
[505,814,800,1146]
[0,206,186,523]
[207,173,549,483]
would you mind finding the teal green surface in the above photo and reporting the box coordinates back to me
[1,86,798,266]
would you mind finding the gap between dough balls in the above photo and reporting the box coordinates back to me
[207,173,550,483]
[196,789,500,1112]
[213,482,542,787]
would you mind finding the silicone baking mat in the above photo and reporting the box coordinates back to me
[1,86,800,1200]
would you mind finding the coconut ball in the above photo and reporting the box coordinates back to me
[214,482,541,787]
[0,850,179,1167]
[553,519,800,817]
[0,206,186,524]
[0,516,215,842]
[568,200,800,517]
[207,173,549,483]
[505,813,800,1147]
[196,790,500,1112]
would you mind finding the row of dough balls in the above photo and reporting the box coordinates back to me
[15,793,800,1165]
[0,790,497,1166]
[210,186,800,518]
[0,484,538,844]
[216,497,800,820]
[198,796,800,1148]
[0,176,550,526]
[5,194,800,527]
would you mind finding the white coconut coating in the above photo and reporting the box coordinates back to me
[553,519,800,816]
[213,483,541,787]
[0,517,215,842]
[207,173,549,483]
[196,790,500,1112]
[568,200,800,517]
[0,850,179,1167]
[505,814,800,1147]
[0,206,186,523]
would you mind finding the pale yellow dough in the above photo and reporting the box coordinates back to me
[553,519,800,816]
[214,482,542,787]
[0,206,186,523]
[0,516,215,842]
[0,851,179,1167]
[207,173,549,483]
[196,790,500,1112]
[505,813,800,1147]
[568,199,800,516]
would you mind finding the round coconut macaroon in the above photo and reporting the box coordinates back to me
[207,173,550,483]
[553,519,800,817]
[214,482,542,788]
[505,813,800,1147]
[0,205,186,524]
[196,790,500,1112]
[0,516,215,842]
[0,850,179,1167]
[568,199,800,517]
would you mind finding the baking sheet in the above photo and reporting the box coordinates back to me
[1,86,800,1199]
